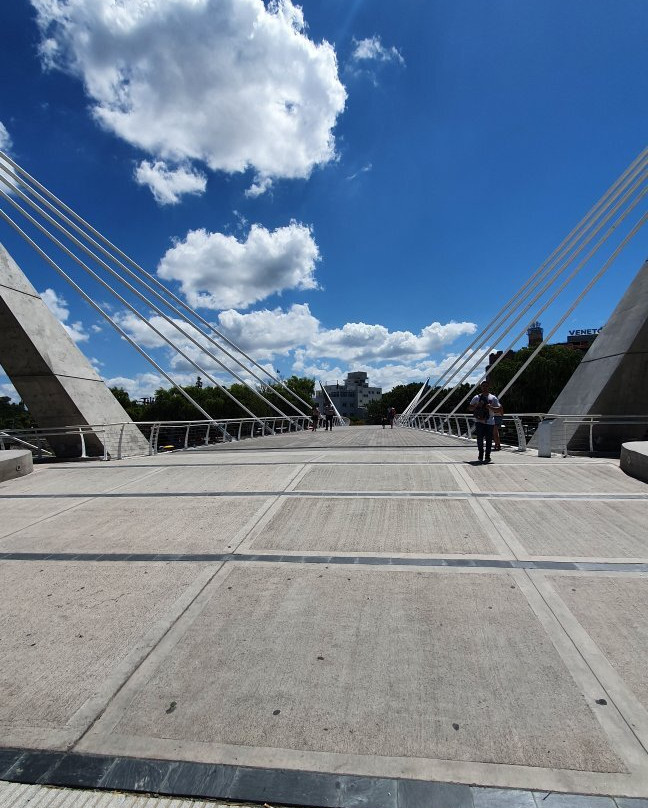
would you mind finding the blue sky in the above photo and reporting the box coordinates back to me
[0,0,646,403]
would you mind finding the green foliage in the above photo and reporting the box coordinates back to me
[0,396,36,430]
[109,376,316,422]
[486,345,583,413]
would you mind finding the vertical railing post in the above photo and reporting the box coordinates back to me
[79,428,88,459]
[117,423,125,460]
[589,420,594,455]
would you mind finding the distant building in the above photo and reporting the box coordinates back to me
[527,321,544,348]
[315,371,382,420]
[487,321,603,372]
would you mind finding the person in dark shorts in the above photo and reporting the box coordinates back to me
[469,380,502,463]
[324,403,335,431]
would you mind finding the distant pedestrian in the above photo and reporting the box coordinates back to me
[311,404,320,431]
[469,380,502,463]
[388,406,396,429]
[324,403,335,431]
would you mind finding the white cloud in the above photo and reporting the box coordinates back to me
[0,122,10,152]
[114,303,476,368]
[346,163,372,181]
[134,160,207,205]
[1,380,20,403]
[351,36,404,66]
[104,372,163,400]
[307,319,476,364]
[217,304,319,358]
[0,124,19,194]
[31,0,346,190]
[157,222,320,310]
[39,287,89,342]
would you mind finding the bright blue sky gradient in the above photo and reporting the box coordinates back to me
[0,0,646,401]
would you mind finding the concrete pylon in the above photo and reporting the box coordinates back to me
[546,258,648,452]
[0,242,149,458]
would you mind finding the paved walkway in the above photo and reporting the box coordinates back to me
[2,427,648,806]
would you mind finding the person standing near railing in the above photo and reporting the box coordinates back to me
[311,404,320,431]
[324,403,334,431]
[469,380,502,464]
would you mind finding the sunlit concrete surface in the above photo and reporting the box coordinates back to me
[2,426,648,802]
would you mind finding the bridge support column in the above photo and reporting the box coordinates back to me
[0,242,148,458]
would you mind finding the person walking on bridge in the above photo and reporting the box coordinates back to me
[324,403,335,431]
[469,380,502,463]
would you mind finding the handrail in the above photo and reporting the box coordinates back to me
[401,412,648,457]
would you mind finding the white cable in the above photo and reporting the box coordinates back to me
[435,166,647,414]
[410,148,648,414]
[497,211,648,401]
[448,187,647,414]
[0,181,288,424]
[0,155,308,418]
[0,187,274,429]
[0,150,314,412]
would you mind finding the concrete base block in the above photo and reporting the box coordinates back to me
[621,441,648,484]
[0,449,33,482]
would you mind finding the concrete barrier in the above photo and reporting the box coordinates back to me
[0,449,33,482]
[620,441,648,484]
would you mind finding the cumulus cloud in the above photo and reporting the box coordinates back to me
[307,319,476,364]
[157,222,320,310]
[0,123,19,194]
[114,303,475,368]
[351,36,404,66]
[134,160,207,205]
[217,304,319,358]
[1,379,20,402]
[31,0,346,193]
[104,372,163,400]
[39,288,89,343]
[110,302,478,394]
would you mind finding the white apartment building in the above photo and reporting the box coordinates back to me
[315,371,382,420]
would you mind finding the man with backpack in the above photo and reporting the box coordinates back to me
[469,380,502,463]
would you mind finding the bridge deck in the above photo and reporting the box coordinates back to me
[1,426,648,806]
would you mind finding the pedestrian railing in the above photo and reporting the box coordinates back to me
[400,412,648,457]
[0,415,314,461]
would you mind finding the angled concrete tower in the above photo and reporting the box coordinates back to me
[547,258,648,452]
[0,242,149,458]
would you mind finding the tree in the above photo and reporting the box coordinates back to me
[0,396,35,430]
[486,345,583,413]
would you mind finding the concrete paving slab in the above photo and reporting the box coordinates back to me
[0,465,162,496]
[0,496,88,538]
[116,464,302,494]
[464,463,648,494]
[0,496,271,554]
[0,560,213,748]
[117,451,324,466]
[551,575,648,714]
[294,464,460,492]
[490,500,648,559]
[245,496,501,556]
[82,564,623,774]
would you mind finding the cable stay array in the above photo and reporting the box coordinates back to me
[403,146,648,417]
[0,150,315,429]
